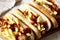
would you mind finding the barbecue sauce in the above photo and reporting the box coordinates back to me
[23,28,31,35]
[10,23,16,31]
[40,21,48,30]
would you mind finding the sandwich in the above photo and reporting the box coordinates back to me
[11,3,58,38]
[0,14,35,40]
[29,2,58,28]
[34,0,60,24]
[0,1,59,40]
[18,4,51,32]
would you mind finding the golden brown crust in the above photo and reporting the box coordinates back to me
[25,4,51,31]
[29,2,58,28]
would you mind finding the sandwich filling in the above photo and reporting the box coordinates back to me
[0,17,35,40]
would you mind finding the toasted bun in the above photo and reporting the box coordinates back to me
[29,2,58,28]
[21,4,51,31]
